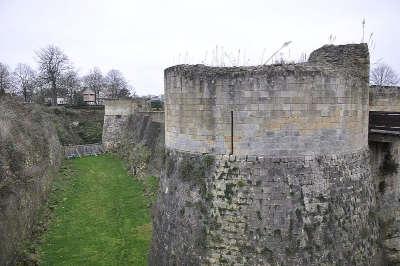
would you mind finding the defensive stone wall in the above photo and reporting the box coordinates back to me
[103,115,130,150]
[103,98,149,116]
[369,136,400,265]
[164,44,369,156]
[369,85,400,112]
[151,44,382,265]
[102,99,158,150]
[102,99,165,175]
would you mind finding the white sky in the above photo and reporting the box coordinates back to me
[0,0,399,95]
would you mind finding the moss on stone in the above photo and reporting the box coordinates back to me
[178,154,214,187]
[237,180,246,188]
[203,155,215,167]
[224,183,235,202]
[380,152,398,176]
[256,211,262,221]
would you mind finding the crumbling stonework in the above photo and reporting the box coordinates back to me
[165,44,369,156]
[102,98,162,150]
[102,99,165,175]
[152,150,380,265]
[103,114,130,150]
[370,137,400,265]
[369,85,400,112]
[150,151,214,265]
[151,44,383,265]
[0,96,63,265]
[118,113,164,176]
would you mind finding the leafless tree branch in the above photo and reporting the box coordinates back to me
[36,45,72,105]
[370,62,399,86]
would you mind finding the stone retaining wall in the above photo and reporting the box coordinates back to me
[102,99,164,151]
[151,149,380,265]
[370,139,400,264]
[64,144,104,159]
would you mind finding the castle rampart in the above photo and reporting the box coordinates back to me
[164,44,369,156]
[102,99,164,150]
[151,44,381,265]
[369,85,400,112]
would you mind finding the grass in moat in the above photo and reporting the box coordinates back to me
[38,154,158,266]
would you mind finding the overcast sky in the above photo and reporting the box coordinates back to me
[0,0,399,95]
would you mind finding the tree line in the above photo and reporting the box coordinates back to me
[1,44,398,105]
[0,45,135,105]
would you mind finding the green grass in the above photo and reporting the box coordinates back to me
[38,154,157,266]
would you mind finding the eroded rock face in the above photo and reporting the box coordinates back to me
[0,96,63,265]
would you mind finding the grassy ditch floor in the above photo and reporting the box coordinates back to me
[36,154,158,265]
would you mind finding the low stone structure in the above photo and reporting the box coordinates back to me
[64,143,104,159]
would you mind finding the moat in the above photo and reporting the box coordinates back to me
[35,155,157,265]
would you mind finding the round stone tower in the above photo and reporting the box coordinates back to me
[151,44,380,265]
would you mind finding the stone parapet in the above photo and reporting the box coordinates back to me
[369,85,400,112]
[164,44,369,156]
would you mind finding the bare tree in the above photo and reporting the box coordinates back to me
[104,69,130,99]
[0,63,14,95]
[60,70,80,104]
[370,63,399,86]
[82,68,104,104]
[30,77,47,104]
[14,63,36,102]
[36,45,72,105]
[127,84,137,98]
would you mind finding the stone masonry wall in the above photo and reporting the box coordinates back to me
[102,99,163,151]
[117,113,165,176]
[151,149,380,265]
[151,44,382,265]
[164,44,369,156]
[370,140,400,265]
[102,114,130,150]
[103,99,146,150]
[64,143,104,159]
[370,85,400,112]
[102,99,165,176]
[103,98,149,116]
